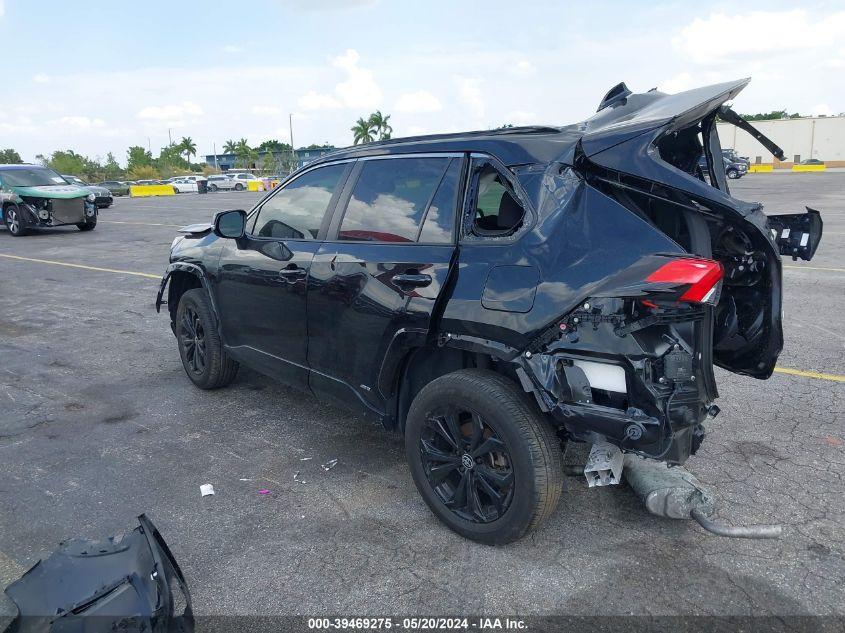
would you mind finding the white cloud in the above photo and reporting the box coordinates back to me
[298,90,342,111]
[454,76,484,118]
[137,101,204,125]
[33,73,50,84]
[512,60,536,76]
[251,105,283,116]
[394,90,442,113]
[810,103,834,117]
[673,10,845,64]
[277,0,375,11]
[54,116,107,129]
[660,72,695,94]
[331,49,382,108]
[297,49,382,111]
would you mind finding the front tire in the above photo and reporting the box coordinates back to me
[209,184,218,192]
[77,213,97,231]
[4,204,29,236]
[175,288,239,389]
[727,168,739,179]
[234,183,244,191]
[405,369,563,544]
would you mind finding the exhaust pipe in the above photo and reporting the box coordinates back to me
[623,454,782,539]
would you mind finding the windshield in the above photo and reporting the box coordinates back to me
[64,175,88,185]
[2,167,68,187]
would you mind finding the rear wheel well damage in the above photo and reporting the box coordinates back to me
[391,343,521,434]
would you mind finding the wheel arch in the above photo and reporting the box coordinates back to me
[389,339,524,434]
[157,263,220,333]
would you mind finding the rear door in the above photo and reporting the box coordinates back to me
[307,154,463,416]
[214,162,351,390]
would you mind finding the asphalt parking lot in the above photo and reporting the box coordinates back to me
[1,174,843,619]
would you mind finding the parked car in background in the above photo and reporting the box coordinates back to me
[62,174,114,208]
[134,179,164,186]
[97,180,131,196]
[157,78,822,543]
[206,174,237,191]
[228,172,264,190]
[799,158,824,165]
[698,154,747,179]
[1,164,98,235]
[171,178,199,193]
[722,148,750,168]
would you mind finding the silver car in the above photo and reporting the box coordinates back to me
[206,175,237,192]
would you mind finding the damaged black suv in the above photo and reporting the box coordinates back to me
[157,78,822,544]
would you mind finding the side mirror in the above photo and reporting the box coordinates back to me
[213,209,246,238]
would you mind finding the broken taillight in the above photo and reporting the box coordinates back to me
[646,258,724,305]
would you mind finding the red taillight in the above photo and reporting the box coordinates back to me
[646,258,724,304]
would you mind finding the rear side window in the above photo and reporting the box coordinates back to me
[252,163,346,240]
[469,160,525,237]
[338,157,450,243]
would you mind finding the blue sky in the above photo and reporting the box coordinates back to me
[1,0,843,164]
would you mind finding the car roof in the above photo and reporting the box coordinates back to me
[310,78,751,169]
[0,164,53,170]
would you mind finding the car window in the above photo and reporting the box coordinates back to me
[471,162,524,236]
[251,163,346,240]
[337,157,450,243]
[418,158,461,243]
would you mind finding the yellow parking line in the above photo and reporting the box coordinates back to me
[0,253,159,279]
[783,265,845,272]
[100,220,183,228]
[774,367,845,383]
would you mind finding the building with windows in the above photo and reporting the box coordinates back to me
[717,116,845,167]
[204,146,337,173]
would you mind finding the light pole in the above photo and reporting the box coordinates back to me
[289,113,295,174]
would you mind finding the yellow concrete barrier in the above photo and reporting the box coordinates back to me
[748,164,773,173]
[130,184,176,197]
[792,164,826,172]
[246,180,266,192]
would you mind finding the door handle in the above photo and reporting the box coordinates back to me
[392,273,432,288]
[278,265,305,278]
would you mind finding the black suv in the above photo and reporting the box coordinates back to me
[157,78,822,544]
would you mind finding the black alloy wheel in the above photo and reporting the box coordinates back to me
[405,369,563,544]
[419,406,515,524]
[179,306,207,376]
[174,289,239,389]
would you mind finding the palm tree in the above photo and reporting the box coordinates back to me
[369,111,393,140]
[223,139,237,154]
[351,117,376,145]
[180,136,197,166]
[235,138,252,167]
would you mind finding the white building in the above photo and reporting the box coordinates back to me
[717,116,845,167]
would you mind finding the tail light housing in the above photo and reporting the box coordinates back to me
[646,258,724,305]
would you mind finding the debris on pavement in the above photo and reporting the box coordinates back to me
[258,489,270,495]
[200,484,215,497]
[300,457,312,461]
[322,459,338,471]
[294,471,306,484]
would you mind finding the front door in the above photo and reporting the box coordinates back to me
[307,155,463,415]
[214,162,351,390]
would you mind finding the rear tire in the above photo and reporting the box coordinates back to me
[209,184,218,192]
[405,369,563,544]
[175,288,239,389]
[235,183,244,191]
[3,204,29,236]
